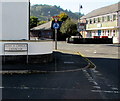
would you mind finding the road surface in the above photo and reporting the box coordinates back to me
[1,42,120,99]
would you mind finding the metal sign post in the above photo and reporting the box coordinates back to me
[53,23,59,50]
[55,29,57,50]
[52,16,60,50]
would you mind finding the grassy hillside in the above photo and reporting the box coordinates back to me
[30,4,83,21]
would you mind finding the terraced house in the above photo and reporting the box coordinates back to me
[80,2,120,43]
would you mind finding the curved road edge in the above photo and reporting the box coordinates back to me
[0,50,96,74]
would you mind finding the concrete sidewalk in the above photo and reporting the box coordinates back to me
[1,51,92,74]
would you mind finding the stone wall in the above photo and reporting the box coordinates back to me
[2,53,53,64]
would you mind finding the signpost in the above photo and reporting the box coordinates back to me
[4,43,28,64]
[78,23,86,37]
[4,43,28,52]
[52,16,60,50]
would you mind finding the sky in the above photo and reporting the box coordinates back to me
[30,0,119,14]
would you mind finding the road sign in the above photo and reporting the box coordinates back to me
[52,16,60,22]
[53,23,60,29]
[4,43,28,52]
[77,23,86,31]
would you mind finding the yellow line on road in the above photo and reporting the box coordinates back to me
[54,49,96,69]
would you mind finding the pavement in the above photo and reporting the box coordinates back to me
[57,42,119,59]
[1,50,93,74]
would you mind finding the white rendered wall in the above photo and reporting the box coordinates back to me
[0,0,2,100]
[113,11,120,43]
[0,41,53,55]
[1,0,29,40]
[0,1,2,54]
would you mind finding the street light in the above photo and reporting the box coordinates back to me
[78,4,83,35]
[78,4,83,23]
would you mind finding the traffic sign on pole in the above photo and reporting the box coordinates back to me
[52,16,60,50]
[53,23,60,29]
[52,16,60,22]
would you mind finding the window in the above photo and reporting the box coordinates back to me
[90,19,92,24]
[86,20,88,24]
[95,18,98,23]
[108,30,110,36]
[104,16,107,22]
[113,30,116,36]
[98,18,100,22]
[87,19,90,24]
[110,15,113,21]
[102,17,104,22]
[107,16,110,21]
[93,18,95,23]
[113,14,117,21]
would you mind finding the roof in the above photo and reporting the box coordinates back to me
[81,2,120,19]
[31,21,52,30]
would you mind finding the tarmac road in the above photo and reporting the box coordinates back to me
[2,51,103,99]
[57,42,120,86]
[1,42,120,100]
[57,41,120,98]
[2,69,119,99]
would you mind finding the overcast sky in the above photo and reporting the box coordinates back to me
[30,0,119,14]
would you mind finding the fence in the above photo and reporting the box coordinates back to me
[67,38,113,44]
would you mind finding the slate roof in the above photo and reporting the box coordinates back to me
[31,21,52,30]
[81,2,120,19]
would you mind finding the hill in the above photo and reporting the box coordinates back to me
[30,4,83,21]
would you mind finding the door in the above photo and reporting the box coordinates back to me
[98,30,101,36]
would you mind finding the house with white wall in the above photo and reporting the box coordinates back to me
[80,2,120,43]
[0,0,53,63]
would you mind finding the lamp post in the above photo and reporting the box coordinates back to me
[78,4,83,33]
[29,0,30,40]
[79,4,83,22]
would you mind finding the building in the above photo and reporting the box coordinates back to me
[80,2,120,43]
[30,21,53,40]
[0,0,53,64]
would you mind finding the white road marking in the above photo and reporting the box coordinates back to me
[93,86,101,89]
[96,73,102,76]
[64,62,74,64]
[93,70,99,73]
[0,87,4,89]
[1,86,89,91]
[82,69,120,95]
[88,78,94,81]
[91,90,119,94]
[93,81,98,85]
[111,87,118,91]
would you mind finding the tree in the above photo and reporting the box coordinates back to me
[58,12,68,21]
[38,21,47,25]
[30,16,39,29]
[60,18,78,37]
